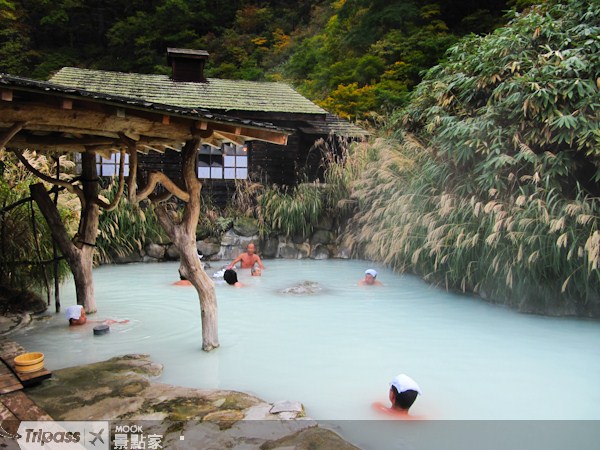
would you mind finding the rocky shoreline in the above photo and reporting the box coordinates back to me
[14,353,359,449]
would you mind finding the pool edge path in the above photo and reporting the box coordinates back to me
[24,353,359,449]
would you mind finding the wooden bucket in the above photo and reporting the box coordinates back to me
[14,352,45,373]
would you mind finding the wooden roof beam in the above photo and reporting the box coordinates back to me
[210,123,288,145]
[213,131,245,146]
[0,123,122,140]
[0,103,195,141]
[7,140,103,153]
[201,136,222,149]
[163,144,182,152]
[9,135,118,147]
[141,144,166,154]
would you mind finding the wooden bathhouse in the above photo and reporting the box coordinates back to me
[49,48,366,201]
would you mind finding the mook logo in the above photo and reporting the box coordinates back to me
[16,421,109,450]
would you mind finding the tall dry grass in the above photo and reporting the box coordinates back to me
[340,135,600,313]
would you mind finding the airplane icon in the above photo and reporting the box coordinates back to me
[89,428,104,446]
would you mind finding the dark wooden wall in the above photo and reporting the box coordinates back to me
[250,133,299,186]
[139,148,183,185]
[134,131,333,207]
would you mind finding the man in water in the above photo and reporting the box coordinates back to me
[173,268,192,286]
[359,269,383,286]
[224,269,243,287]
[65,305,87,326]
[65,304,129,326]
[373,373,422,417]
[251,267,262,276]
[227,243,265,270]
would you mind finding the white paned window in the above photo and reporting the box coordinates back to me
[198,144,248,180]
[74,153,129,177]
[98,152,129,177]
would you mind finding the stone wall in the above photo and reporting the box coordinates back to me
[108,216,351,265]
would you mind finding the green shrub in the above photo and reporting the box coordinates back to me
[0,150,73,291]
[258,182,323,237]
[95,180,167,264]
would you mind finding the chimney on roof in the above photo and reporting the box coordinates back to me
[167,48,209,82]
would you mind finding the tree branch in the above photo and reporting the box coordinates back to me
[30,183,78,261]
[12,149,86,207]
[0,122,25,147]
[119,133,139,203]
[135,171,190,203]
[149,191,173,203]
[94,149,126,211]
[181,138,202,235]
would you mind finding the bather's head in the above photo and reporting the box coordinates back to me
[251,267,262,276]
[224,269,239,285]
[65,304,87,326]
[364,269,378,285]
[389,374,421,412]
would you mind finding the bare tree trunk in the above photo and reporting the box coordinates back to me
[166,216,219,351]
[71,245,96,312]
[29,152,100,313]
[153,138,219,351]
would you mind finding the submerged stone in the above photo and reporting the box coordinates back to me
[279,281,323,295]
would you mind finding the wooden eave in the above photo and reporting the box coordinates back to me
[0,75,289,155]
[215,109,328,125]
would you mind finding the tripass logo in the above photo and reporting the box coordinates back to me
[16,421,109,449]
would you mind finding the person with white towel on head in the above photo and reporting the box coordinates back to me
[65,305,87,326]
[372,373,422,418]
[359,268,383,286]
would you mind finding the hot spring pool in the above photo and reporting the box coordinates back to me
[11,259,600,447]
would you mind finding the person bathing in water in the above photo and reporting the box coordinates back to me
[223,269,243,287]
[173,268,192,286]
[359,269,383,286]
[65,305,87,326]
[227,243,265,270]
[373,374,422,418]
[65,304,128,326]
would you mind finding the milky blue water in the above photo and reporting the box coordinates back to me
[11,259,600,448]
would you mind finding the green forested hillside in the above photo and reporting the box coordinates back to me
[1,0,517,119]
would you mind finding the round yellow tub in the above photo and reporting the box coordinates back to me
[14,352,45,373]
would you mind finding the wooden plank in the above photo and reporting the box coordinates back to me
[0,102,196,141]
[0,401,18,421]
[0,402,21,442]
[0,358,22,394]
[2,391,52,420]
[0,356,51,387]
[10,367,51,387]
[213,131,245,146]
[0,353,20,365]
[210,122,289,145]
[62,99,73,110]
[1,89,13,101]
[0,382,22,395]
[0,373,19,387]
[0,362,11,375]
